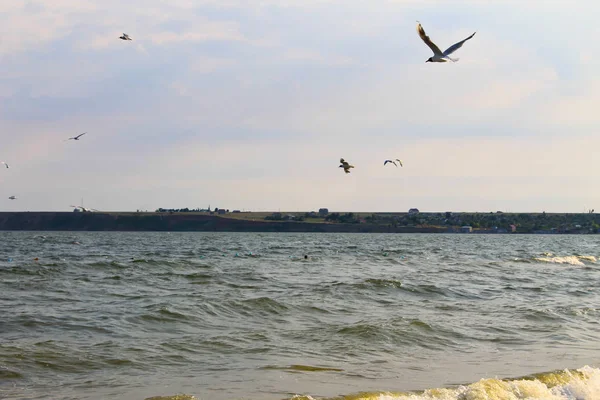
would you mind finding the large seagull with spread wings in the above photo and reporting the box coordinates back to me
[417,21,476,63]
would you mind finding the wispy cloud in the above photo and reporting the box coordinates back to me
[1,0,599,212]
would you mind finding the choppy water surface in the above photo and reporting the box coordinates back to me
[1,232,599,400]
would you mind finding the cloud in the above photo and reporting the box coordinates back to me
[1,0,600,213]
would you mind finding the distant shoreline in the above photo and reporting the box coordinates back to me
[0,212,597,234]
[0,212,444,233]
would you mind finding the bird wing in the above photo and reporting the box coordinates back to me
[75,132,87,139]
[384,160,391,165]
[443,32,476,56]
[396,159,403,167]
[417,22,443,56]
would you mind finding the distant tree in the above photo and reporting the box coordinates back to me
[325,213,340,222]
[339,213,359,224]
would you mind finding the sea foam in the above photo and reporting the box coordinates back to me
[290,366,600,400]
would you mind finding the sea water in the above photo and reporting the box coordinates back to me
[1,232,599,400]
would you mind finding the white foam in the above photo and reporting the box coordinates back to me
[290,366,600,400]
[533,255,597,266]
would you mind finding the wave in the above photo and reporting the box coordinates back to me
[141,367,600,400]
[239,297,289,314]
[137,306,193,323]
[363,279,404,289]
[533,255,597,266]
[261,364,344,372]
[288,366,600,400]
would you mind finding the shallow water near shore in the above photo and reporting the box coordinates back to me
[1,232,599,400]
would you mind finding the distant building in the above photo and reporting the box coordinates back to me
[318,208,329,216]
[232,210,241,213]
[408,208,420,214]
[461,226,473,233]
[217,209,227,215]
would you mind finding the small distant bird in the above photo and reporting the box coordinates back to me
[1,161,8,168]
[384,159,403,167]
[417,21,476,63]
[119,33,132,41]
[339,158,354,174]
[8,196,16,200]
[66,132,87,141]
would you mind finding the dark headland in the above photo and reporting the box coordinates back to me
[0,211,598,233]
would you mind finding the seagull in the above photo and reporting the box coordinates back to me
[339,158,354,174]
[417,21,476,63]
[119,33,132,41]
[8,196,16,200]
[66,132,87,141]
[1,161,8,168]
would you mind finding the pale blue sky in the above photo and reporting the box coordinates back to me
[1,0,599,212]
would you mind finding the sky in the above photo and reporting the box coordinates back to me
[1,0,599,213]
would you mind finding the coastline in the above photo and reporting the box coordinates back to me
[0,211,596,233]
[0,212,446,233]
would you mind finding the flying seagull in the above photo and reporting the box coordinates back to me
[339,158,354,174]
[8,196,16,200]
[1,161,8,169]
[417,21,476,63]
[119,33,132,41]
[66,132,87,141]
[384,159,403,167]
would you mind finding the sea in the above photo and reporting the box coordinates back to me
[1,232,599,400]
